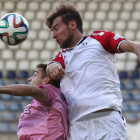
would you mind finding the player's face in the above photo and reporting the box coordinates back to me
[28,68,44,87]
[51,16,74,49]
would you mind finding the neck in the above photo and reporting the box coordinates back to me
[69,33,83,48]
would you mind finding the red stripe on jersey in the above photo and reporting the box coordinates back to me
[90,31,126,54]
[52,52,65,69]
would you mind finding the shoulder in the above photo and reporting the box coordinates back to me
[90,30,112,37]
[38,84,61,93]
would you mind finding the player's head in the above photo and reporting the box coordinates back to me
[28,64,60,88]
[45,3,83,49]
[46,3,83,34]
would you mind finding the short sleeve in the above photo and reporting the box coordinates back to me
[37,85,52,104]
[38,85,44,89]
[51,51,65,69]
[90,31,127,54]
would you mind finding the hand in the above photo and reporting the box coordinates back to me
[47,63,65,80]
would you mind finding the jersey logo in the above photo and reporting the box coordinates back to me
[23,106,31,114]
[20,106,31,119]
[64,55,67,58]
[81,42,88,46]
[113,34,124,40]
[91,32,104,36]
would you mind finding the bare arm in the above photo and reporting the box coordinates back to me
[0,84,48,101]
[47,63,65,80]
[119,40,140,61]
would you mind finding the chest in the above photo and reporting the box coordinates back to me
[62,37,114,69]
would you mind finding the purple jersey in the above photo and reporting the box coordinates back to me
[17,84,69,140]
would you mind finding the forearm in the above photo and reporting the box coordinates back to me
[119,40,140,61]
[0,84,48,101]
[131,42,140,62]
[0,84,37,97]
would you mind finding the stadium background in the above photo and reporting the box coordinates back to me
[0,0,140,140]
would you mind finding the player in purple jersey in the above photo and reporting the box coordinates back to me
[45,3,140,140]
[0,64,69,140]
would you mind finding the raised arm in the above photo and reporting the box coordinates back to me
[0,84,48,101]
[119,40,140,61]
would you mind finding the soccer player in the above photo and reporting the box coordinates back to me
[0,64,69,140]
[45,3,140,140]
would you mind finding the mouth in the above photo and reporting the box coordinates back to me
[57,41,59,44]
[56,39,60,44]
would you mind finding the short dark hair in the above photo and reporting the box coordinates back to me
[36,64,60,88]
[45,3,83,34]
[36,64,47,78]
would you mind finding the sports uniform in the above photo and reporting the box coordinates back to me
[51,31,127,140]
[17,84,69,140]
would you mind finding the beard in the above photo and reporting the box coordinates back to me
[60,29,74,49]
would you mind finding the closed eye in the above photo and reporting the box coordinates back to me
[52,24,59,31]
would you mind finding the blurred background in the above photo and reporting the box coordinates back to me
[0,0,140,140]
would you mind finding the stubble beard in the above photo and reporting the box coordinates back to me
[60,30,74,49]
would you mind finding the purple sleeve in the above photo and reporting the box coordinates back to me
[37,85,52,104]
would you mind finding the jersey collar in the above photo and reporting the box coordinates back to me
[77,36,87,46]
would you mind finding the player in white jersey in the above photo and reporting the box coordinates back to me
[45,3,140,140]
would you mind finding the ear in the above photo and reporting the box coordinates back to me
[69,20,77,30]
[43,77,51,85]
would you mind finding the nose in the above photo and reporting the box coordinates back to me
[28,76,32,82]
[52,31,57,39]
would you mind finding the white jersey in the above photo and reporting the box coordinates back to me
[52,30,127,124]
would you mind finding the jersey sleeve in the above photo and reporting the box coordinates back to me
[90,31,127,54]
[37,85,52,104]
[51,51,65,69]
[38,85,60,105]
